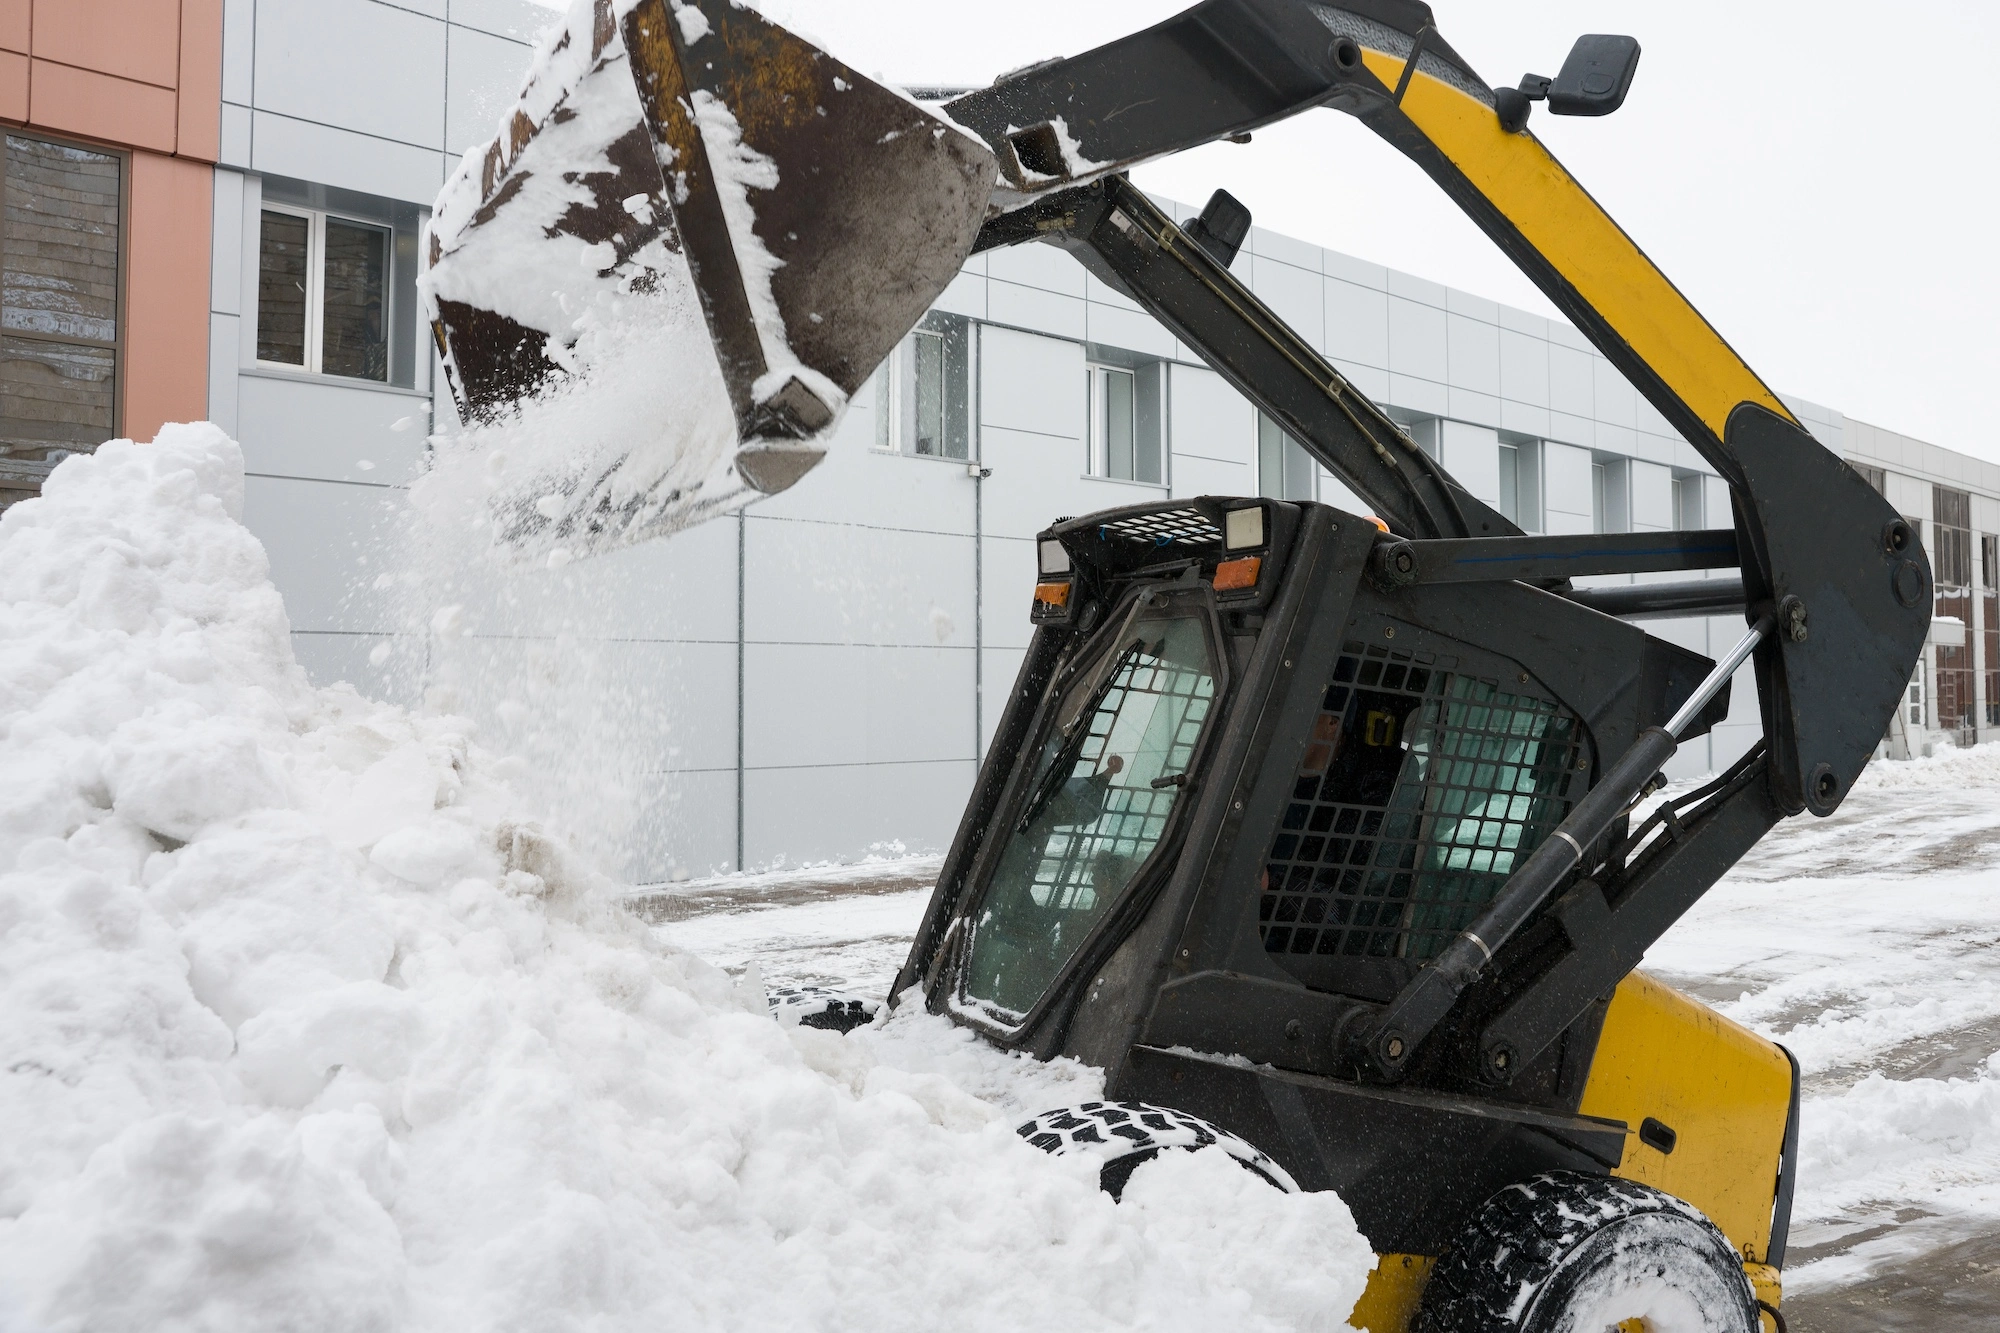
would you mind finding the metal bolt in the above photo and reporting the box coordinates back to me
[1384,626,1396,639]
[1283,659,1292,668]
[1180,948,1190,958]
[1780,595,1809,643]
[1518,672,1529,683]
[1384,1035,1406,1060]
[1285,1019,1304,1041]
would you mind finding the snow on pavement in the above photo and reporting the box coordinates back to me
[1645,746,2000,1297]
[0,428,1377,1332]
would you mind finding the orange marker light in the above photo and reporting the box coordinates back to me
[1033,580,1072,607]
[1213,556,1261,591]
[1365,515,1391,534]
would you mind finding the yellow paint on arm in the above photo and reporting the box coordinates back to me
[1354,48,1791,443]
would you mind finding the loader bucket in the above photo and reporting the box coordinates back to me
[424,0,996,554]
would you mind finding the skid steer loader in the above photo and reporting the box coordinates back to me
[426,2,1930,1327]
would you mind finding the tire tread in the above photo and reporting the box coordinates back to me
[1417,1171,1753,1332]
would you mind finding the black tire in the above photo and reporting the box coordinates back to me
[1418,1172,1759,1333]
[766,983,879,1032]
[1015,1101,1298,1200]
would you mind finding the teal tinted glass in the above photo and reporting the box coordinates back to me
[962,615,1215,1023]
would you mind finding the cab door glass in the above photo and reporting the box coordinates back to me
[961,615,1215,1023]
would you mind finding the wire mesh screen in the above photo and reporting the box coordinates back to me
[1094,506,1221,549]
[962,617,1215,1021]
[1259,638,1582,964]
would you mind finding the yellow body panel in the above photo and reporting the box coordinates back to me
[1578,971,1793,1263]
[1356,49,1791,444]
[1345,1253,1433,1332]
[1746,1263,1784,1330]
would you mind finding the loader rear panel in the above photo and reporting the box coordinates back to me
[1577,970,1796,1268]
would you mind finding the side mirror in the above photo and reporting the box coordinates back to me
[1494,34,1641,133]
[1549,34,1641,116]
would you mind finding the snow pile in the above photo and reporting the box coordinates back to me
[1847,737,2000,792]
[0,427,1376,1331]
[1802,1055,2000,1202]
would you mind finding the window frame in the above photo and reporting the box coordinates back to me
[0,128,130,442]
[1085,361,1135,478]
[1932,485,1973,591]
[1672,472,1705,530]
[255,203,394,383]
[872,318,970,461]
[1495,437,1542,532]
[1256,409,1316,502]
[1082,359,1166,486]
[1590,455,1630,535]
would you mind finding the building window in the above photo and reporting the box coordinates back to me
[0,134,122,509]
[1932,486,1972,589]
[1983,534,1998,727]
[1932,486,1974,743]
[257,207,390,381]
[874,315,968,459]
[1257,411,1316,501]
[1085,361,1163,483]
[1855,462,1887,495]
[1673,473,1705,529]
[1092,364,1135,476]
[1497,439,1540,531]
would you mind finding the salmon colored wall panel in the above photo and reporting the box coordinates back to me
[0,49,24,121]
[176,0,221,161]
[124,152,212,440]
[0,0,26,56]
[33,0,182,90]
[29,60,177,152]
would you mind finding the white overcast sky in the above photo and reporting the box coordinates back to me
[540,2,2000,461]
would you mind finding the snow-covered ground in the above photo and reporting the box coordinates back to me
[12,427,1998,1330]
[654,753,2000,1326]
[1645,750,2000,1315]
[0,431,1375,1331]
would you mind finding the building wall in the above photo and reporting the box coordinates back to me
[0,0,222,441]
[1844,416,2000,753]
